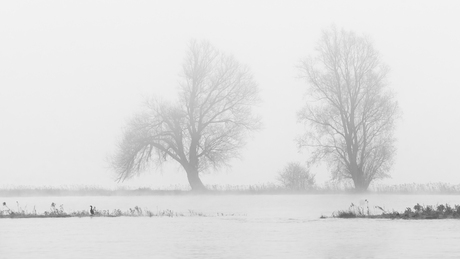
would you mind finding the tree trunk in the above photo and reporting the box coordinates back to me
[185,165,206,191]
[352,174,370,192]
[349,163,370,191]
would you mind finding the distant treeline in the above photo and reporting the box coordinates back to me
[0,185,187,197]
[1,182,460,197]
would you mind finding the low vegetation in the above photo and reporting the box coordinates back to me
[0,202,233,219]
[370,182,460,194]
[2,182,460,196]
[332,202,460,219]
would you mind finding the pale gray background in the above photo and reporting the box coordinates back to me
[1,1,459,188]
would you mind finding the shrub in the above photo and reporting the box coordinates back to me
[277,162,315,191]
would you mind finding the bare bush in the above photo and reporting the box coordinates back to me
[278,162,316,190]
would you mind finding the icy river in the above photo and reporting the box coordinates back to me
[1,194,460,258]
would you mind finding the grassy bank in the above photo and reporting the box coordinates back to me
[0,202,227,218]
[332,203,460,220]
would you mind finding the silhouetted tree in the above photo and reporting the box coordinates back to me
[112,40,260,191]
[298,27,400,191]
[278,162,315,190]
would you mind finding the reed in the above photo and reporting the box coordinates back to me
[369,182,460,194]
[332,202,460,219]
[2,182,460,196]
[0,202,224,218]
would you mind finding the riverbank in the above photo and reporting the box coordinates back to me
[332,203,460,219]
[0,202,219,218]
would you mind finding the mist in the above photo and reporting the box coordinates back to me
[3,2,460,258]
[1,1,459,189]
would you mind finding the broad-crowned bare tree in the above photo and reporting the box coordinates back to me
[298,27,400,191]
[112,41,260,191]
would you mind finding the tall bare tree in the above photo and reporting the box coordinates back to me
[112,40,260,190]
[298,27,400,191]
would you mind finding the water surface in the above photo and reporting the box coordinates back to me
[1,194,460,258]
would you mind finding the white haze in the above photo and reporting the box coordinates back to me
[0,1,459,188]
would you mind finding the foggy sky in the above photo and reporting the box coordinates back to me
[1,1,459,188]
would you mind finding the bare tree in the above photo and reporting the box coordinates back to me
[278,162,316,191]
[112,40,260,191]
[298,27,400,191]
